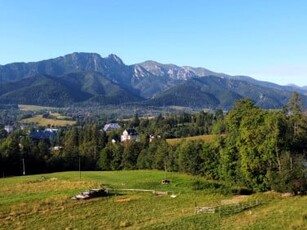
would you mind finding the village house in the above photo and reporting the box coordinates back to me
[103,123,121,132]
[121,128,139,142]
[4,125,14,134]
[30,128,58,141]
[52,146,63,151]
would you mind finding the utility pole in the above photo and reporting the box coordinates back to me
[22,158,25,175]
[164,160,167,179]
[79,156,81,179]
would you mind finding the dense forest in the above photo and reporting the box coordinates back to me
[0,93,307,194]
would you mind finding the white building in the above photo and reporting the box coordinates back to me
[121,128,139,142]
[4,125,14,134]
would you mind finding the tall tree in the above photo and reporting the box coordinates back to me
[110,143,124,170]
[237,108,270,190]
[287,92,307,152]
[219,99,257,183]
[98,145,113,171]
[121,141,141,169]
[0,132,21,176]
[288,92,303,116]
[63,127,79,169]
[176,141,203,175]
[201,140,221,180]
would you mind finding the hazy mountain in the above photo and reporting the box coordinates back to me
[0,72,143,107]
[0,74,82,106]
[230,75,307,96]
[1,52,306,109]
[145,76,297,109]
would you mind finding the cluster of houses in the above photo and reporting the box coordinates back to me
[28,125,140,143]
[4,122,140,143]
[3,122,163,148]
[4,125,58,142]
[4,124,31,134]
[29,128,58,141]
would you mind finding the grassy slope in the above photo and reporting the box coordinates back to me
[18,105,76,126]
[18,104,58,111]
[0,171,307,230]
[166,134,221,145]
[19,114,76,126]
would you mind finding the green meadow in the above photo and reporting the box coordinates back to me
[0,170,306,229]
[18,104,58,112]
[19,114,76,126]
[166,134,221,145]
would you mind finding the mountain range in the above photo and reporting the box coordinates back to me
[0,52,306,109]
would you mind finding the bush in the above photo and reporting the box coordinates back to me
[191,179,231,194]
[231,187,253,195]
[191,179,255,196]
[192,179,222,190]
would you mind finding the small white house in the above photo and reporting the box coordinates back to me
[4,125,14,134]
[45,128,58,133]
[52,146,63,151]
[121,128,139,142]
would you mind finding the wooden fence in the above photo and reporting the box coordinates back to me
[195,200,260,215]
[116,189,168,195]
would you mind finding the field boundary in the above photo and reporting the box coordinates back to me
[195,200,260,215]
[116,188,169,195]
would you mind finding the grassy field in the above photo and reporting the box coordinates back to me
[166,134,222,145]
[20,114,76,126]
[18,104,58,112]
[19,104,75,126]
[0,170,307,229]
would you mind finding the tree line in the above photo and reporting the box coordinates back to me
[0,109,219,175]
[0,93,306,193]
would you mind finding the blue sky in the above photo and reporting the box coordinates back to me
[1,0,307,86]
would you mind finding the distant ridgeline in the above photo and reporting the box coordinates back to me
[1,52,307,109]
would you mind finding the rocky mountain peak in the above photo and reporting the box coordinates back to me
[62,52,102,62]
[1,52,307,109]
[106,54,124,65]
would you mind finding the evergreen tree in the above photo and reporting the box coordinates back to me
[201,140,221,180]
[98,145,113,171]
[176,141,203,175]
[121,141,141,169]
[110,143,124,170]
[63,127,79,170]
[219,99,256,182]
[287,92,307,152]
[0,132,21,176]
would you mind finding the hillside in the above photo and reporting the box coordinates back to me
[146,76,299,109]
[1,171,306,229]
[0,72,143,106]
[1,52,307,109]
